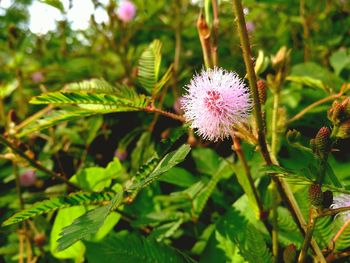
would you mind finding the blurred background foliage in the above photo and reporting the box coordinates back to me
[0,0,350,262]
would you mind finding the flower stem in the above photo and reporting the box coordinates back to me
[231,0,325,261]
[0,135,81,190]
[197,12,213,69]
[298,207,318,262]
[232,135,265,218]
[211,0,219,66]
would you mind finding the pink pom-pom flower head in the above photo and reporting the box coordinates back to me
[331,194,350,221]
[19,170,37,187]
[117,1,136,23]
[181,68,252,142]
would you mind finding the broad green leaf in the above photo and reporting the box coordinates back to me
[159,167,198,187]
[330,49,350,76]
[192,161,233,218]
[138,39,162,94]
[57,192,123,251]
[2,191,113,226]
[85,233,195,263]
[192,148,221,176]
[50,206,86,260]
[286,75,325,90]
[0,80,18,99]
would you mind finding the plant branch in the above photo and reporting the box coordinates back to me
[144,106,185,123]
[232,1,325,261]
[319,206,350,218]
[232,135,265,218]
[211,0,219,66]
[197,12,213,69]
[0,135,81,190]
[298,207,318,262]
[287,93,343,124]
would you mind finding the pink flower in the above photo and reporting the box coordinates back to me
[181,68,252,142]
[117,1,136,23]
[331,194,350,221]
[114,148,128,161]
[31,72,44,83]
[246,21,255,33]
[20,170,36,187]
[173,96,185,115]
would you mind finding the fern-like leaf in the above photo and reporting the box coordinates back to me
[18,107,99,137]
[2,191,114,226]
[30,91,150,112]
[138,40,162,94]
[85,233,196,263]
[63,78,119,94]
[216,208,273,263]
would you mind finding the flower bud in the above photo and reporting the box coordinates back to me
[283,244,297,263]
[117,1,136,23]
[335,119,350,139]
[19,170,36,187]
[114,148,127,161]
[313,127,331,158]
[286,129,301,144]
[328,98,350,125]
[257,79,267,105]
[34,233,46,247]
[309,184,323,207]
[322,190,333,209]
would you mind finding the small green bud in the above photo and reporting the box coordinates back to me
[286,129,301,144]
[309,184,323,207]
[283,244,297,263]
[322,190,333,209]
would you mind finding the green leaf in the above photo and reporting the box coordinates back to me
[153,64,173,96]
[216,208,273,263]
[286,75,325,90]
[63,79,120,94]
[57,192,123,251]
[2,191,113,226]
[334,219,350,251]
[192,161,233,218]
[85,233,196,263]
[159,167,198,187]
[39,0,64,12]
[330,49,350,76]
[138,40,162,94]
[30,91,150,111]
[192,148,221,175]
[129,144,191,191]
[18,107,98,137]
[50,206,86,260]
[0,80,18,99]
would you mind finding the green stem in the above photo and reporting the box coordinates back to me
[232,1,325,261]
[298,208,318,262]
[0,135,81,190]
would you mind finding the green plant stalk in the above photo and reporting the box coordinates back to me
[197,12,213,69]
[211,0,219,66]
[298,208,318,262]
[232,135,266,220]
[0,98,5,126]
[231,0,325,261]
[0,135,81,190]
[271,88,281,261]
